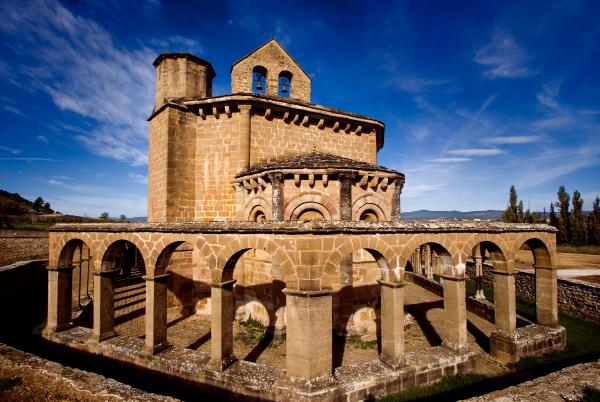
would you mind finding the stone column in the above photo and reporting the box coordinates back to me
[339,173,354,221]
[208,279,237,371]
[390,178,403,221]
[415,247,421,274]
[378,280,406,369]
[91,269,119,342]
[442,274,467,350]
[474,256,485,300]
[490,269,518,362]
[238,105,251,171]
[143,273,171,354]
[269,172,285,221]
[284,289,332,379]
[534,265,558,327]
[424,244,432,279]
[44,265,74,335]
[334,254,353,334]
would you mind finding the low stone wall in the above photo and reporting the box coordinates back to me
[0,259,48,336]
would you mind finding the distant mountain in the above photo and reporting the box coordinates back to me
[402,209,503,220]
[0,189,53,215]
[128,216,147,222]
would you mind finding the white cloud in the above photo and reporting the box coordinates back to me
[475,31,531,79]
[428,157,471,163]
[448,148,506,156]
[385,75,451,93]
[536,83,562,111]
[36,135,49,144]
[0,157,63,161]
[485,135,542,144]
[0,145,21,154]
[0,0,203,167]
[128,172,148,184]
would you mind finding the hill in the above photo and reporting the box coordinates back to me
[0,190,53,215]
[402,209,503,220]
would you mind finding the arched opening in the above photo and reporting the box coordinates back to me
[249,206,267,222]
[252,66,267,94]
[406,243,446,281]
[57,239,93,326]
[359,209,379,222]
[333,248,389,368]
[289,201,332,221]
[517,238,557,326]
[218,247,286,368]
[102,240,147,337]
[297,208,325,221]
[278,71,292,97]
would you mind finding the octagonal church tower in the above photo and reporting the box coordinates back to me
[148,39,404,223]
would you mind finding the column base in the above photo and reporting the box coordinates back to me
[379,352,406,370]
[490,329,519,363]
[42,322,73,337]
[207,353,237,372]
[142,341,171,355]
[441,341,469,353]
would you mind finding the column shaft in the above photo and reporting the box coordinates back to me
[535,265,558,326]
[269,172,285,221]
[442,276,467,350]
[493,271,517,333]
[339,173,354,221]
[208,280,236,371]
[144,274,170,354]
[44,265,74,335]
[378,280,406,369]
[91,269,119,342]
[285,289,332,379]
[238,105,251,172]
[390,178,403,221]
[424,244,432,279]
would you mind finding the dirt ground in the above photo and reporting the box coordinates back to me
[0,230,48,266]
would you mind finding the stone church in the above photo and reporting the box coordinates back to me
[44,40,565,400]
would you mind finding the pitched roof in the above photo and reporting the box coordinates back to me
[230,39,310,79]
[236,152,402,178]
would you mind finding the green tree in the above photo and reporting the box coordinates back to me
[119,214,127,222]
[588,196,600,245]
[43,202,51,211]
[517,201,524,223]
[502,185,519,223]
[32,196,44,211]
[99,212,110,221]
[557,186,571,243]
[571,190,586,246]
[549,202,559,228]
[525,208,532,223]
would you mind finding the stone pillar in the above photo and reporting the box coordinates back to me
[334,254,353,334]
[490,269,518,362]
[238,105,251,171]
[535,265,558,327]
[442,274,467,350]
[474,256,485,300]
[415,247,421,274]
[143,273,171,354]
[378,280,406,369]
[91,269,119,342]
[208,279,237,371]
[284,289,332,379]
[269,172,285,221]
[339,173,354,221]
[44,265,74,335]
[424,244,432,279]
[390,178,403,221]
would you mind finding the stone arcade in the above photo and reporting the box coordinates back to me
[43,40,565,400]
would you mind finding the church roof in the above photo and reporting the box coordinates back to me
[230,39,310,79]
[236,152,402,178]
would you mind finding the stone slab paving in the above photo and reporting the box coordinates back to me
[465,360,600,402]
[0,343,177,401]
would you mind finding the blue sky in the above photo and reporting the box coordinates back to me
[0,0,599,217]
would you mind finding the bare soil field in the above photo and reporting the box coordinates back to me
[0,230,48,266]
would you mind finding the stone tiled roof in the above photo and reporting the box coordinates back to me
[236,152,402,178]
[49,220,557,234]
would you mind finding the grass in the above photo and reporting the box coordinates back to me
[234,316,285,348]
[465,281,495,300]
[10,222,51,231]
[0,377,21,393]
[346,336,378,350]
[557,244,600,255]
[378,373,487,401]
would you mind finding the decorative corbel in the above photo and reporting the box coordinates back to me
[301,115,309,126]
[265,108,272,119]
[308,174,315,187]
[358,175,369,188]
[368,176,379,188]
[317,119,325,129]
[257,176,268,189]
[379,177,389,190]
[344,123,351,133]
[322,174,329,187]
[212,106,219,119]
[333,121,340,132]
[199,108,206,120]
[294,174,301,187]
[292,114,300,124]
[283,111,290,122]
[224,105,232,118]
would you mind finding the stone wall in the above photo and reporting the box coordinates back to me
[0,259,48,336]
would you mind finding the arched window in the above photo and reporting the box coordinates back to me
[278,71,292,97]
[297,209,325,221]
[252,66,267,94]
[359,210,379,222]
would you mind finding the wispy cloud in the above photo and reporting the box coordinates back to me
[428,157,471,163]
[0,0,202,167]
[0,145,20,154]
[485,135,542,144]
[448,148,506,156]
[536,82,562,112]
[385,75,451,93]
[36,135,49,144]
[475,31,531,79]
[2,104,26,117]
[128,173,148,184]
[0,157,63,161]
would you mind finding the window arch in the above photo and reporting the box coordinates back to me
[252,66,267,94]
[359,209,379,222]
[278,71,292,97]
